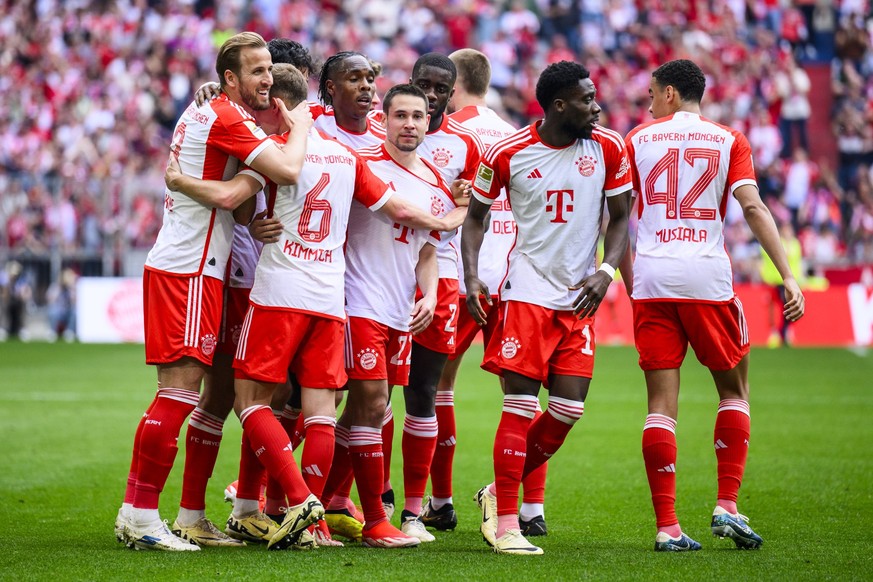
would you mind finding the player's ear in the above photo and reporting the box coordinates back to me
[224,69,238,89]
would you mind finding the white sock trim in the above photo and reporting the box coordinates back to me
[502,394,539,419]
[547,396,584,425]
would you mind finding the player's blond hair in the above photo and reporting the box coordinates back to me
[449,49,491,97]
[216,32,267,89]
[270,64,308,109]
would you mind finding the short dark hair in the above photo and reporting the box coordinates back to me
[382,84,428,115]
[449,49,491,97]
[535,61,590,111]
[651,59,706,103]
[318,51,369,105]
[270,64,308,110]
[411,52,457,84]
[267,38,318,78]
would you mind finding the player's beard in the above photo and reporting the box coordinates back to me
[392,138,421,152]
[241,84,269,111]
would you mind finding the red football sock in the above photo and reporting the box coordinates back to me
[521,410,546,504]
[265,410,288,514]
[402,414,438,513]
[300,416,336,499]
[322,425,352,507]
[180,407,224,510]
[279,405,304,451]
[430,391,456,499]
[493,394,538,525]
[237,428,266,503]
[133,388,199,510]
[714,399,751,509]
[522,397,583,479]
[348,426,387,526]
[240,405,310,506]
[123,394,159,505]
[642,414,679,528]
[381,404,394,494]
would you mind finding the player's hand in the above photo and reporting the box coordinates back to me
[570,271,612,319]
[249,210,283,244]
[194,82,221,107]
[410,294,437,335]
[464,277,492,326]
[782,277,805,321]
[164,152,182,191]
[277,99,313,133]
[451,179,472,206]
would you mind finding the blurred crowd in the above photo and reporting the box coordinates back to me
[0,0,872,293]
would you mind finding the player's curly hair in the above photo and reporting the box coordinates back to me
[411,52,457,84]
[382,84,428,114]
[535,60,590,111]
[652,59,706,103]
[267,38,319,78]
[318,51,369,105]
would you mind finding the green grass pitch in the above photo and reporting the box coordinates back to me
[1,342,871,580]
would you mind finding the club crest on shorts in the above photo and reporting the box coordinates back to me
[358,347,378,370]
[431,147,452,168]
[200,333,216,356]
[500,336,521,359]
[576,155,597,177]
[230,324,242,346]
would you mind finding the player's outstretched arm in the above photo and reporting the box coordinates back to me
[571,189,630,319]
[735,184,805,321]
[379,197,467,232]
[194,82,221,107]
[164,153,262,211]
[248,100,312,185]
[411,243,439,335]
[461,197,492,325]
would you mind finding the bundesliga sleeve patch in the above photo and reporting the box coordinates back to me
[244,119,267,139]
[474,163,494,193]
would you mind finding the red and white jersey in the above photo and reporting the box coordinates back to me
[146,96,271,279]
[311,103,384,150]
[450,105,517,295]
[473,121,632,311]
[625,111,757,302]
[248,130,391,320]
[345,144,443,331]
[227,192,266,289]
[375,114,484,280]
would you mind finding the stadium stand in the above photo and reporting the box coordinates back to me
[0,0,871,317]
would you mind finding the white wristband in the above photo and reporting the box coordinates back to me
[598,262,616,280]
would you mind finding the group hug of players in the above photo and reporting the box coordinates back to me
[114,31,805,555]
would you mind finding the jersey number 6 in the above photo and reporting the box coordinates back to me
[298,173,332,242]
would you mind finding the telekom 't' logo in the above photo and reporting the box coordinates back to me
[545,190,574,223]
